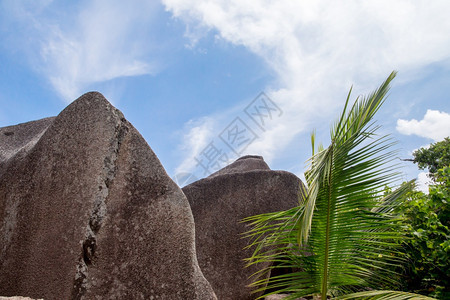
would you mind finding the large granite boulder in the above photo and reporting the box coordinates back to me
[0,92,216,300]
[182,155,305,300]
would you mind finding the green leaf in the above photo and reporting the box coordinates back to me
[337,290,437,299]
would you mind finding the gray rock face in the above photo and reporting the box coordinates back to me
[0,117,55,164]
[0,92,216,300]
[182,156,305,300]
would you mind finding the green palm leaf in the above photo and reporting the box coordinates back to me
[243,72,434,299]
[338,290,437,299]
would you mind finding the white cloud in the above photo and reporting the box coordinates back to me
[174,117,216,174]
[163,0,450,174]
[397,109,450,141]
[417,171,430,194]
[5,0,161,102]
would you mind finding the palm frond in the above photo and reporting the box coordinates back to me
[301,72,402,298]
[243,72,431,299]
[300,71,397,245]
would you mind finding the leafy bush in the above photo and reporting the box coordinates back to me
[396,166,450,299]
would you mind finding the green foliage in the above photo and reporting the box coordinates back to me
[243,72,436,299]
[395,167,450,299]
[413,137,450,176]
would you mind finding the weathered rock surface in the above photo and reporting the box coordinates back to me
[0,92,216,300]
[183,156,305,300]
[0,117,55,164]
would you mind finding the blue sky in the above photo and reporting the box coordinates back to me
[1,0,449,190]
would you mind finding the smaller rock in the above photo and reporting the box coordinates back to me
[183,155,306,300]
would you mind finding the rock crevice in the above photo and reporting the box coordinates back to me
[72,115,130,299]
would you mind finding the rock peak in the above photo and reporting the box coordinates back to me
[208,155,270,178]
[236,155,264,161]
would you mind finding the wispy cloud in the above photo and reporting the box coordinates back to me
[174,117,216,175]
[3,0,161,102]
[164,0,450,175]
[397,109,450,141]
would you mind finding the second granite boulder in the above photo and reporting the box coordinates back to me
[182,155,305,300]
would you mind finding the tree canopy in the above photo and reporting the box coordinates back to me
[413,137,450,177]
